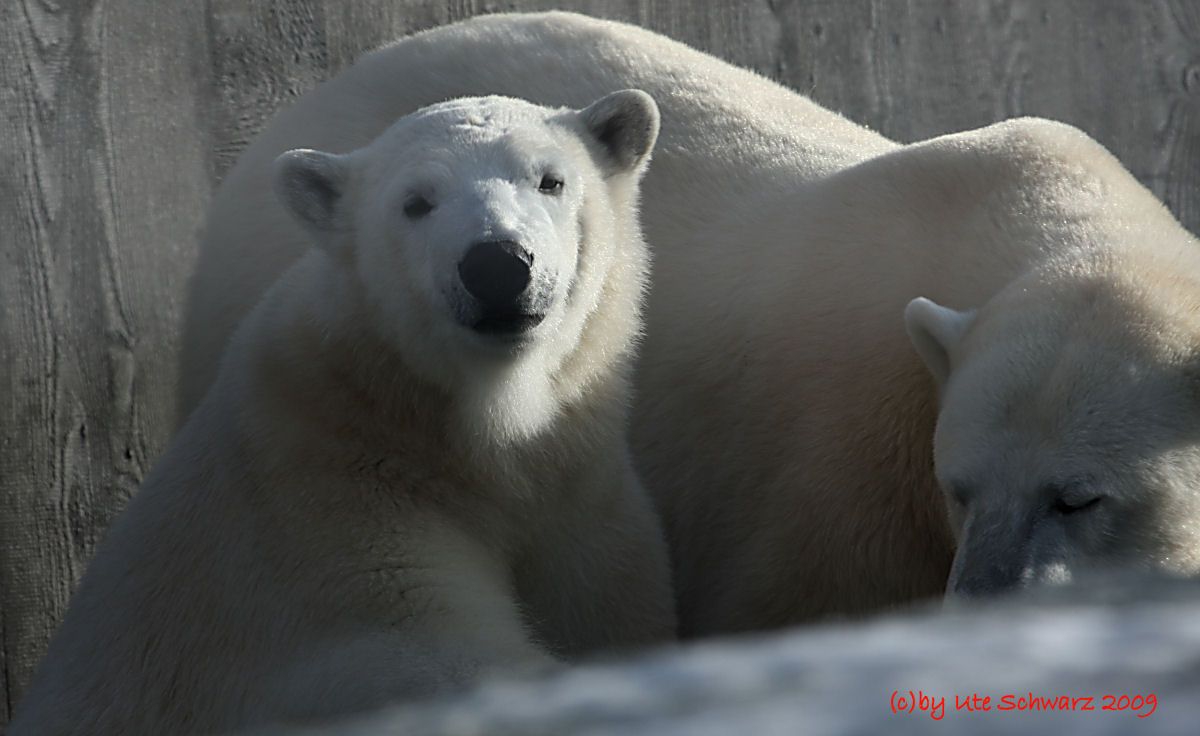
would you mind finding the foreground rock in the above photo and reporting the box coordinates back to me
[247,576,1200,735]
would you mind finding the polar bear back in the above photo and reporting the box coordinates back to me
[644,114,1199,630]
[173,12,1200,637]
[179,11,894,418]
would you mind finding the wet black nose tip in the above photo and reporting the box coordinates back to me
[458,240,532,308]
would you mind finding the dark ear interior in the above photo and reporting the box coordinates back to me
[579,89,661,175]
[273,149,349,235]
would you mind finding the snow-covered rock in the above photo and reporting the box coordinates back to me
[247,575,1200,735]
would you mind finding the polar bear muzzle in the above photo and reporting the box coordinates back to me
[456,239,546,335]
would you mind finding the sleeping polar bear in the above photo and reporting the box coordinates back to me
[9,91,674,735]
[176,12,1200,636]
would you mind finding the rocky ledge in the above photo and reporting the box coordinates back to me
[250,575,1200,735]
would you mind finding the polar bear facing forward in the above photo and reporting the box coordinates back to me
[9,91,674,735]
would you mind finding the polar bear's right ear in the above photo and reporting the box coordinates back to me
[274,149,351,238]
[579,89,661,176]
[905,297,975,388]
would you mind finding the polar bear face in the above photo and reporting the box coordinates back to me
[273,92,658,439]
[906,271,1200,597]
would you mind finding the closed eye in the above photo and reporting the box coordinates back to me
[1052,495,1102,515]
[538,174,564,194]
[404,195,434,219]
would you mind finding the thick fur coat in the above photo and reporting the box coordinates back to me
[174,13,1200,638]
[10,92,674,734]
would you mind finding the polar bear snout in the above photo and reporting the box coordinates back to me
[459,240,533,306]
[456,239,548,335]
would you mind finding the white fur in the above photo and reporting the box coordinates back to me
[8,93,674,735]
[928,249,1200,598]
[904,298,975,389]
[168,12,1200,638]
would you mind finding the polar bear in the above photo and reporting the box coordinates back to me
[9,91,673,735]
[173,12,1200,637]
[909,250,1200,597]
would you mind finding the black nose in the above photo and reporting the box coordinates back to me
[458,240,532,308]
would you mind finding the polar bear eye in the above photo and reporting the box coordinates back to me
[1052,495,1102,516]
[538,174,564,194]
[403,195,434,219]
[1048,481,1103,516]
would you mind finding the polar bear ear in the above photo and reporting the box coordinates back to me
[905,297,975,388]
[579,89,661,175]
[274,149,351,238]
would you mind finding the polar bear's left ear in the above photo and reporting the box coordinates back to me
[579,89,661,176]
[905,297,975,388]
[274,148,352,239]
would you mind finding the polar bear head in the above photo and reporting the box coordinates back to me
[272,92,658,441]
[906,255,1200,597]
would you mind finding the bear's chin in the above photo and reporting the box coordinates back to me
[455,365,561,447]
[464,328,541,357]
